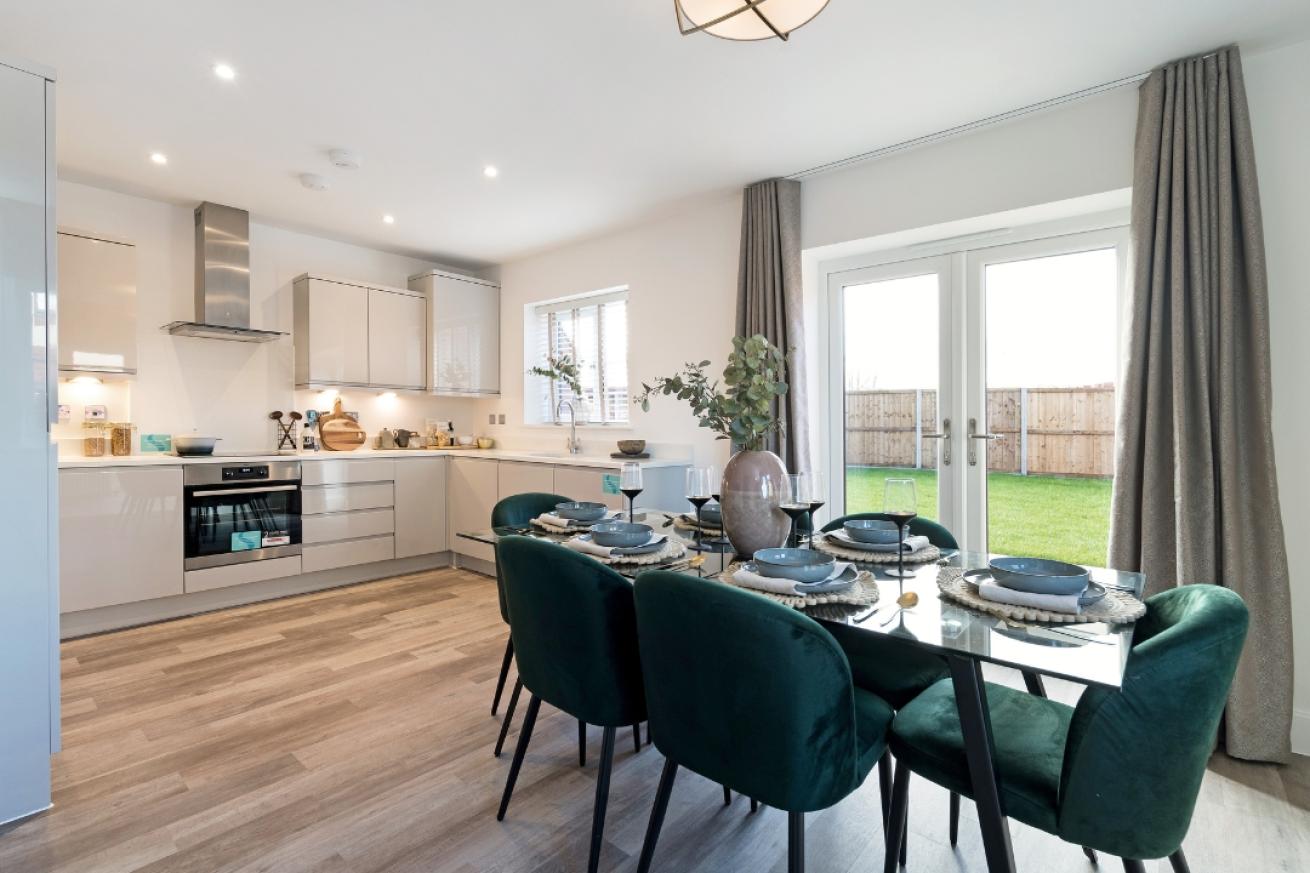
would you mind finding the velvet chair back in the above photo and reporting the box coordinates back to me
[496,535,645,728]
[1056,584,1249,860]
[490,492,572,623]
[633,570,864,812]
[820,512,959,550]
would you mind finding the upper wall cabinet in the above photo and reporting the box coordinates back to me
[293,274,426,390]
[57,230,136,377]
[409,269,499,396]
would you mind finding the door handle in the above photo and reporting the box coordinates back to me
[921,417,951,467]
[967,417,1002,467]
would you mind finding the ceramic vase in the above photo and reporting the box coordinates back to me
[719,449,790,558]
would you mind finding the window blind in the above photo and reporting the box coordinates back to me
[530,289,629,424]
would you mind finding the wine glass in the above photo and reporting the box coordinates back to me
[883,478,918,581]
[620,462,644,523]
[805,470,826,548]
[780,473,812,549]
[685,467,713,553]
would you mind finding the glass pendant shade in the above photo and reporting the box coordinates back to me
[674,0,830,42]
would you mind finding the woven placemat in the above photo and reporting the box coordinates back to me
[714,561,881,610]
[529,517,593,534]
[936,566,1146,625]
[814,534,941,565]
[670,514,724,536]
[593,538,688,567]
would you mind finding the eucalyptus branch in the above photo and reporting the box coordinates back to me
[528,353,584,398]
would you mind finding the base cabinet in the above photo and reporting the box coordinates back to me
[448,457,499,562]
[59,467,184,612]
[395,457,448,558]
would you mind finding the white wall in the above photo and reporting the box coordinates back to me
[55,181,484,453]
[1245,38,1310,755]
[486,190,743,467]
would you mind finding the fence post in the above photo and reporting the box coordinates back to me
[1020,386,1029,476]
[914,389,922,469]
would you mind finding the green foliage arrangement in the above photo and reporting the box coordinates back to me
[528,353,584,398]
[635,334,788,451]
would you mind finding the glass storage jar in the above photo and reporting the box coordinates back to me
[110,422,135,456]
[82,422,108,457]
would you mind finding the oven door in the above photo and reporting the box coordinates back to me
[184,481,302,570]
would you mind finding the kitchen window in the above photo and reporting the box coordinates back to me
[529,287,629,425]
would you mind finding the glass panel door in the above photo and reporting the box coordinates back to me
[828,255,956,532]
[965,230,1128,564]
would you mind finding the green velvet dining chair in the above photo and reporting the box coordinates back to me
[495,535,647,873]
[631,569,894,873]
[881,584,1249,873]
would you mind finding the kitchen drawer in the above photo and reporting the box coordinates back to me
[302,458,396,486]
[302,482,394,515]
[303,508,395,544]
[301,535,394,573]
[184,555,303,594]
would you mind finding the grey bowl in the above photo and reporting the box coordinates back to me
[753,548,836,583]
[988,557,1089,595]
[843,518,900,544]
[698,503,722,526]
[590,521,653,548]
[555,501,608,522]
[617,439,647,456]
[173,436,220,456]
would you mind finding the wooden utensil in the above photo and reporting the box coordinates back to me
[318,398,366,451]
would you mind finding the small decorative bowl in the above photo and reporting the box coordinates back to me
[843,518,901,544]
[555,501,608,522]
[617,439,646,456]
[698,503,722,526]
[476,437,495,449]
[988,557,1089,595]
[753,547,836,583]
[590,521,653,548]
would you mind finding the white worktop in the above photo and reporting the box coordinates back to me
[57,447,689,470]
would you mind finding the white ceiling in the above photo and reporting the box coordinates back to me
[3,1,1309,267]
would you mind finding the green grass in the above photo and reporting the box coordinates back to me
[845,466,1113,566]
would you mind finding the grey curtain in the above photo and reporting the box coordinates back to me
[737,178,809,471]
[1109,46,1293,762]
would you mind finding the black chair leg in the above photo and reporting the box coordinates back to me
[723,785,731,806]
[578,719,587,766]
[497,694,540,820]
[883,760,911,873]
[878,753,892,831]
[1083,846,1099,865]
[587,726,617,873]
[749,797,758,814]
[637,758,679,873]
[1120,861,1146,873]
[949,792,960,847]
[900,813,907,868]
[788,811,805,873]
[1168,849,1190,873]
[491,637,514,715]
[493,678,523,758]
[632,722,642,753]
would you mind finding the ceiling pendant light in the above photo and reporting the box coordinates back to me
[674,0,829,42]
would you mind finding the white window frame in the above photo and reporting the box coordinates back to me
[525,286,630,427]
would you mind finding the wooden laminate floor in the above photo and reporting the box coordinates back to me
[1,568,1307,872]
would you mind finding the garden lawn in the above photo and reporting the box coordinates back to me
[844,466,1113,567]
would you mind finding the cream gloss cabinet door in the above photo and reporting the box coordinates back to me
[59,467,185,612]
[57,231,136,376]
[411,270,500,395]
[394,457,448,558]
[497,461,555,499]
[367,287,426,390]
[552,465,624,512]
[447,457,499,562]
[294,276,370,386]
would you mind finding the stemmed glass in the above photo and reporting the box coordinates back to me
[883,478,918,581]
[685,467,713,553]
[620,462,644,523]
[780,473,812,549]
[805,471,826,548]
[702,467,730,548]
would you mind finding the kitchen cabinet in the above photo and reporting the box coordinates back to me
[57,230,136,377]
[294,275,370,387]
[409,269,499,395]
[448,457,499,562]
[498,461,555,498]
[59,467,185,612]
[395,456,448,558]
[302,481,395,515]
[367,287,427,389]
[552,465,624,512]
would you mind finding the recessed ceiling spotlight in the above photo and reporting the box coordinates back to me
[150,152,168,165]
[299,172,329,191]
[329,149,362,170]
[382,214,395,225]
[483,165,499,179]
[213,62,236,81]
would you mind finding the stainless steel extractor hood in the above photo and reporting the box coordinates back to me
[162,202,286,342]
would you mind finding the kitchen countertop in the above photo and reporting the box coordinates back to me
[57,447,690,470]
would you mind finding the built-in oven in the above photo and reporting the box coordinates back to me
[183,461,302,570]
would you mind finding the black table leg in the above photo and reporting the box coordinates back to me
[947,655,1016,873]
[1021,670,1047,697]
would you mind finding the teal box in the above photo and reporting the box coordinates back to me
[231,531,262,552]
[601,474,621,496]
[140,433,171,453]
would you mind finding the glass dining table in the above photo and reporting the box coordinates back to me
[457,511,1146,873]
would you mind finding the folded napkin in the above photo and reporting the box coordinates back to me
[830,532,932,553]
[732,561,854,595]
[565,533,663,558]
[978,578,1082,614]
[532,511,618,532]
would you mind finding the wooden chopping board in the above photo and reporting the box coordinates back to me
[318,398,366,451]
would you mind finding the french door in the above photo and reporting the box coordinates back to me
[826,226,1129,563]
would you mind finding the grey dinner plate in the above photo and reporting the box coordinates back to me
[825,530,907,553]
[576,533,666,555]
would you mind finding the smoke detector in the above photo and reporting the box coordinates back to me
[300,173,330,191]
[328,149,362,170]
